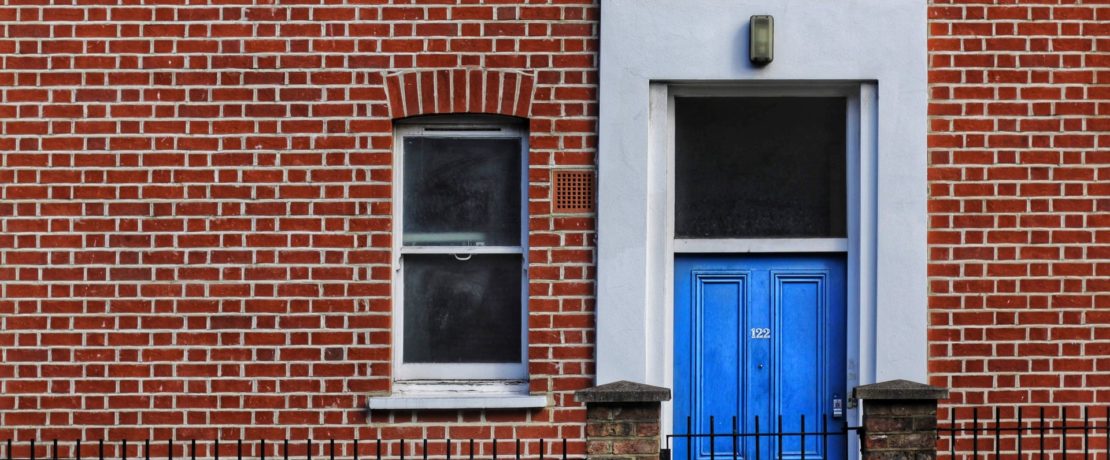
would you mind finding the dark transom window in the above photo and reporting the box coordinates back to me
[675,97,847,239]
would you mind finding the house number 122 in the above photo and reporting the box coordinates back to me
[750,328,771,339]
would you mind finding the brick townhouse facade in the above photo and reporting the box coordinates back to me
[927,0,1108,415]
[0,0,1105,459]
[0,1,598,456]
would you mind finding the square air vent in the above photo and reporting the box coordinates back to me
[552,170,595,214]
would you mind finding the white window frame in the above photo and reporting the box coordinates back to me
[390,116,530,387]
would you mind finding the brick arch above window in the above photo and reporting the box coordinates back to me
[384,69,537,119]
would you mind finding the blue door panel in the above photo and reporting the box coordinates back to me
[675,255,846,460]
[676,274,748,458]
[700,280,742,440]
[777,275,830,458]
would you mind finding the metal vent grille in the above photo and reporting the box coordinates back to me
[552,170,595,214]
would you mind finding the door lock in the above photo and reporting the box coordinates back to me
[832,394,844,419]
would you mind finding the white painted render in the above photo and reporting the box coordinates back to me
[596,0,928,396]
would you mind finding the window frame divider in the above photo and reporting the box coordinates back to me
[398,246,525,255]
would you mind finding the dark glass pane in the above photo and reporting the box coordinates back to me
[403,254,522,363]
[675,97,847,238]
[403,137,521,246]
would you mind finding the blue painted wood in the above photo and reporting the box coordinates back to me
[675,255,846,460]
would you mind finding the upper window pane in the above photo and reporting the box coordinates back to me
[403,137,522,246]
[675,97,847,238]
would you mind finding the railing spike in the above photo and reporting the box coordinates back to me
[1084,406,1090,459]
[799,414,805,460]
[1063,406,1068,460]
[776,415,782,460]
[1039,407,1045,460]
[754,416,760,460]
[973,407,979,457]
[731,416,738,460]
[999,406,1007,460]
[709,415,715,460]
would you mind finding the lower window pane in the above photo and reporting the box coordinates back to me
[403,254,523,364]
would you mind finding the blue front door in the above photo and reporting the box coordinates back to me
[675,255,847,460]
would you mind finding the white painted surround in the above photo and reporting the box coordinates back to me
[595,0,928,432]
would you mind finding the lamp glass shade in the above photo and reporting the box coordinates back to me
[750,15,774,65]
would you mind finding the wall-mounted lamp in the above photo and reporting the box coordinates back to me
[749,15,774,66]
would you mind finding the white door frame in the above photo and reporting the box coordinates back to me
[650,82,878,445]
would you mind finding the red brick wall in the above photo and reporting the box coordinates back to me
[928,0,1108,423]
[0,2,598,456]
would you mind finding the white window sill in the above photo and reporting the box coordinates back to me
[367,394,548,410]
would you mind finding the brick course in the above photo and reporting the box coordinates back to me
[0,1,597,455]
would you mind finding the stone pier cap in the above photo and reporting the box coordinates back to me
[853,379,949,401]
[575,380,672,403]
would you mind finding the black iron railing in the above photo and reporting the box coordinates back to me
[0,438,576,460]
[662,415,859,460]
[939,406,1110,459]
